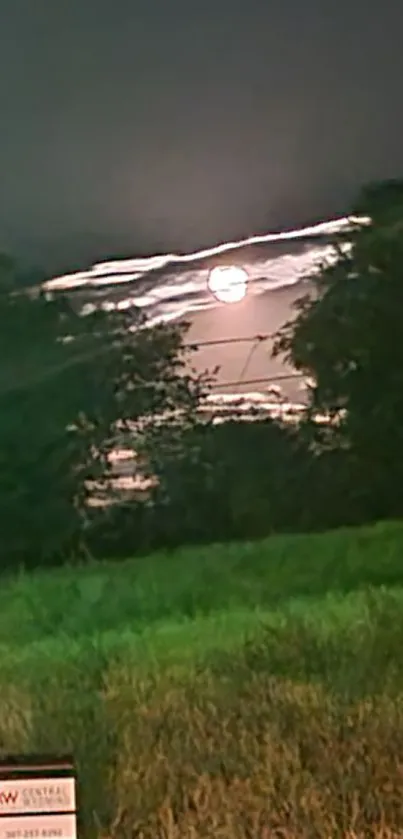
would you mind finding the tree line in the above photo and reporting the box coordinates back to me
[1,179,403,570]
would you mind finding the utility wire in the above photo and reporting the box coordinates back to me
[236,335,266,387]
[0,334,303,400]
[182,333,305,398]
[211,373,304,391]
[183,333,271,349]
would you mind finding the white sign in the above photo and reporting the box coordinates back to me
[0,813,76,839]
[0,759,77,839]
[0,778,75,816]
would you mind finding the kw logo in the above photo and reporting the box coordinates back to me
[0,789,19,805]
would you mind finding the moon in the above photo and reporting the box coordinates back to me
[208,265,248,304]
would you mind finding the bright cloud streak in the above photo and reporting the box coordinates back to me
[44,214,369,295]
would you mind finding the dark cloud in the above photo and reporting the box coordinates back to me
[0,0,402,271]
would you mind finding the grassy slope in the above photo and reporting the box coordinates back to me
[2,521,403,837]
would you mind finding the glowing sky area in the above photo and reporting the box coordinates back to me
[43,215,367,416]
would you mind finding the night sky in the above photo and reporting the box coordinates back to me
[1,0,402,273]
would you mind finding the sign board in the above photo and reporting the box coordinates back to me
[0,756,77,839]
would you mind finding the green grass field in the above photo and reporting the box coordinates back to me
[2,521,403,837]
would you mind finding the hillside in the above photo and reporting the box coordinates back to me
[2,522,403,837]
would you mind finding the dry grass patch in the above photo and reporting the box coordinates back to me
[1,638,403,836]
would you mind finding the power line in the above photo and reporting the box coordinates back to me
[185,334,272,388]
[211,373,304,391]
[183,333,305,392]
[183,333,272,349]
[1,333,300,400]
[115,371,303,393]
[236,337,263,387]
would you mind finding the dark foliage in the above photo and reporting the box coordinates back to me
[273,179,403,522]
[0,259,210,568]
